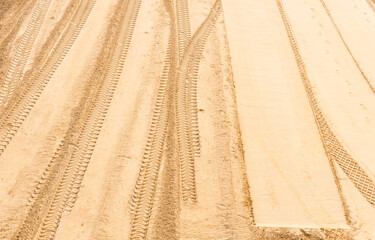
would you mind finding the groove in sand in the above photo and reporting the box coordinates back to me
[276,0,375,209]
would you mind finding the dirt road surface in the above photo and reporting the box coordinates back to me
[0,0,374,239]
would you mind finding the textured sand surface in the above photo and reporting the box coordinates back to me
[0,0,374,239]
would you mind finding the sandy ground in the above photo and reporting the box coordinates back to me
[0,0,374,239]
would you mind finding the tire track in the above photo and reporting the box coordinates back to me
[176,0,191,57]
[176,0,222,203]
[129,22,173,240]
[0,0,51,108]
[129,0,223,237]
[319,0,375,94]
[89,5,168,239]
[129,42,171,216]
[12,0,141,239]
[1,0,78,108]
[0,0,36,80]
[129,46,171,240]
[276,0,375,207]
[176,0,201,158]
[20,0,79,89]
[0,0,96,157]
[0,0,35,46]
[129,0,179,238]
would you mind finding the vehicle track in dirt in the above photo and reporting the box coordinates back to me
[129,1,223,238]
[319,0,375,94]
[0,0,36,47]
[1,0,79,111]
[129,43,172,240]
[176,0,191,57]
[87,4,169,239]
[0,0,96,157]
[176,0,222,203]
[276,0,375,209]
[20,0,80,91]
[176,0,201,158]
[0,0,37,83]
[12,0,142,239]
[128,0,176,237]
[0,0,51,108]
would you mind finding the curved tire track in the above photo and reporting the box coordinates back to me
[176,0,222,203]
[129,0,223,237]
[276,0,375,207]
[176,0,201,158]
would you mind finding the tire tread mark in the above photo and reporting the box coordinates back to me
[37,1,141,235]
[13,0,141,238]
[129,42,171,217]
[129,27,173,240]
[61,0,143,215]
[176,0,222,203]
[0,0,96,157]
[276,0,375,207]
[129,0,178,238]
[176,0,191,58]
[0,0,51,108]
[0,0,36,47]
[26,0,140,239]
[11,1,100,239]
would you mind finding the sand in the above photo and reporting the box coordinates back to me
[0,0,374,239]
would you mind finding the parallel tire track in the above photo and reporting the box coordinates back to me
[276,0,375,207]
[0,0,51,108]
[319,0,375,94]
[13,0,142,239]
[0,0,96,157]
[176,0,222,203]
[176,0,201,158]
[39,0,141,235]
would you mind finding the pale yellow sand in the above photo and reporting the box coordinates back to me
[0,0,374,239]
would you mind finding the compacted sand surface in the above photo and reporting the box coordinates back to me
[0,0,374,239]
